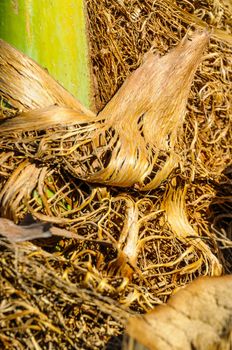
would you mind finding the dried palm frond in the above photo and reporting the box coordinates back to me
[0,1,231,347]
[0,27,224,307]
[0,31,209,190]
[87,0,232,182]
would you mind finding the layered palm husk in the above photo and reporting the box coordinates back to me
[0,0,232,349]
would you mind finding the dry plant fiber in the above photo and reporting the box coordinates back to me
[0,31,211,190]
[0,29,223,310]
[0,0,231,348]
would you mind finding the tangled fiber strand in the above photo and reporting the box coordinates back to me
[209,167,232,272]
[0,30,224,312]
[87,0,232,108]
[0,0,231,348]
[0,240,127,350]
[0,144,222,310]
[87,0,232,181]
[0,31,210,190]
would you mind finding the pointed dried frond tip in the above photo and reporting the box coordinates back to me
[0,31,209,190]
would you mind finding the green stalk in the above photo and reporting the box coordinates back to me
[0,0,92,109]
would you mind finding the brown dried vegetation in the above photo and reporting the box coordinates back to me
[0,0,231,349]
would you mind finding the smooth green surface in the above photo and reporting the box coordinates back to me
[0,0,91,108]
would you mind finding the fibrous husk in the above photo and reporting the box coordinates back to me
[209,166,232,272]
[87,0,232,110]
[87,0,232,182]
[0,0,231,348]
[0,31,210,190]
[0,28,226,305]
[0,153,223,309]
[0,239,128,350]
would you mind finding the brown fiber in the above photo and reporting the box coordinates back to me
[0,0,231,349]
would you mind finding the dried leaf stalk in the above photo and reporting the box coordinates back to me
[0,31,209,190]
[0,1,231,347]
[87,0,232,182]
